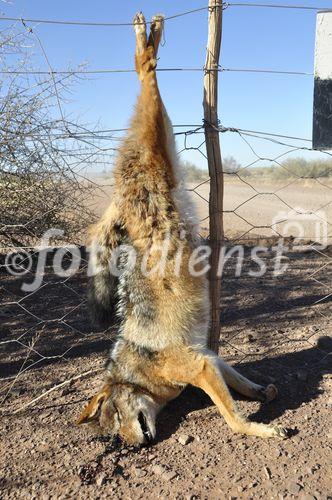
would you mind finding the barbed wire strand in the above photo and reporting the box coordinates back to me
[0,67,314,75]
[0,3,330,27]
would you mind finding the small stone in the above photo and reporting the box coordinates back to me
[287,482,302,495]
[178,434,192,445]
[151,464,177,481]
[234,476,243,483]
[247,333,257,342]
[96,473,107,486]
[162,470,177,481]
[264,466,272,480]
[133,467,147,478]
[36,444,49,453]
[151,464,165,476]
[40,412,52,421]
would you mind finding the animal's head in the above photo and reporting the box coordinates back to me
[77,383,158,445]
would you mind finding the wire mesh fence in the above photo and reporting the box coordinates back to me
[0,2,331,417]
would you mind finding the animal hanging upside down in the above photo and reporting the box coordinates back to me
[77,12,288,445]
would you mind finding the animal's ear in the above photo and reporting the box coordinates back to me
[76,386,111,424]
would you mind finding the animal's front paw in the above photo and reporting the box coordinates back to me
[271,425,288,439]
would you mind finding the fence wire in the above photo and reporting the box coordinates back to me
[0,3,331,416]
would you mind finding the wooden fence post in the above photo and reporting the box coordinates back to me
[203,0,224,353]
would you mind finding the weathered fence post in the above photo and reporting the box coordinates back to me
[203,0,224,353]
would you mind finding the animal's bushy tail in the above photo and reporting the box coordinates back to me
[87,205,124,327]
[88,246,119,327]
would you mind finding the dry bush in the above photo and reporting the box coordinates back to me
[0,21,104,248]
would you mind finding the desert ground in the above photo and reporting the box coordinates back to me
[0,178,331,499]
[93,177,332,245]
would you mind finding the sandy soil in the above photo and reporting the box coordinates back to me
[91,177,332,245]
[1,243,331,499]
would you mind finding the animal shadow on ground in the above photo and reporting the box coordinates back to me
[155,336,332,443]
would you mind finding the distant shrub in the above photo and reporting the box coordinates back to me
[182,156,242,182]
[223,156,242,174]
[182,162,209,183]
[241,158,332,179]
[273,157,332,179]
[181,157,332,183]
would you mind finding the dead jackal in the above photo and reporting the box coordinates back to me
[77,13,288,445]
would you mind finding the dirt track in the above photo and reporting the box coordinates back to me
[1,244,331,499]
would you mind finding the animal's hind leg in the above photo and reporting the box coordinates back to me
[148,15,164,56]
[216,358,278,403]
[133,12,156,80]
[133,12,147,56]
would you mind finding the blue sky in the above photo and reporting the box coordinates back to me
[2,0,332,170]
